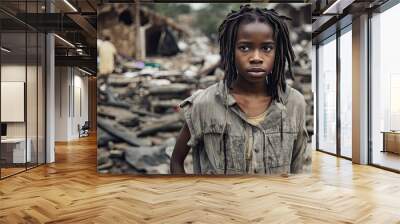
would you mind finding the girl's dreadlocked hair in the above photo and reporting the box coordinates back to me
[218,4,295,101]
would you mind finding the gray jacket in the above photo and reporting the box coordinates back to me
[180,80,311,175]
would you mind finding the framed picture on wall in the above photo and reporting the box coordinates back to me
[1,81,25,122]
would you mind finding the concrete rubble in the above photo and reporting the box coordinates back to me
[97,30,221,174]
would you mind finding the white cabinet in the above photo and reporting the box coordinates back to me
[1,138,32,163]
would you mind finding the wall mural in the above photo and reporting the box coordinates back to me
[97,3,313,175]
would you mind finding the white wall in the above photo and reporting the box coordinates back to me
[55,66,69,141]
[1,65,28,138]
[71,73,89,138]
[1,63,46,164]
[55,67,89,141]
[1,64,26,81]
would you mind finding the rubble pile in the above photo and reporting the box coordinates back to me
[97,33,223,174]
[278,4,314,136]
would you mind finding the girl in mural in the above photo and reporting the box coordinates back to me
[170,4,311,175]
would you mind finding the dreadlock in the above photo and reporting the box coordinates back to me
[218,4,295,101]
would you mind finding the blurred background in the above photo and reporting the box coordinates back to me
[97,3,312,174]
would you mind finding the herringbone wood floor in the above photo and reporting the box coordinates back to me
[1,135,400,224]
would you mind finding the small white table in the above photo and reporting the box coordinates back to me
[1,138,31,163]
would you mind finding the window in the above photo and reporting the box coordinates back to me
[340,26,352,158]
[317,35,337,154]
[370,2,400,171]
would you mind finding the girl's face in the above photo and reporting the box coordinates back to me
[234,21,275,83]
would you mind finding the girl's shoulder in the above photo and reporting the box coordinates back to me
[284,86,306,109]
[283,85,307,127]
[179,81,222,109]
